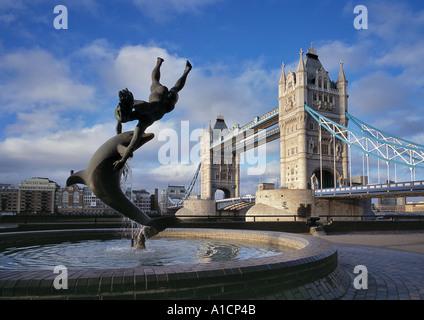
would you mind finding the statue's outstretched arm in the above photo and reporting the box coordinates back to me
[116,121,122,135]
[113,123,142,171]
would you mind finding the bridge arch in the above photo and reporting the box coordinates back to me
[311,168,341,189]
[213,187,232,200]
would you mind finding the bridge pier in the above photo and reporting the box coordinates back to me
[246,189,373,222]
[175,199,216,219]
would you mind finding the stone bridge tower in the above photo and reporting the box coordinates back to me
[279,43,349,189]
[200,115,240,199]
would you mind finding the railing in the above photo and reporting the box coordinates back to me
[173,214,424,222]
[1,213,424,233]
[314,180,424,198]
[0,213,123,224]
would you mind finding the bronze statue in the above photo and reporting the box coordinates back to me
[113,57,192,171]
[67,58,191,247]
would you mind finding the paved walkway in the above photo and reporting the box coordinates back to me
[323,232,424,300]
[262,231,424,300]
[321,231,424,254]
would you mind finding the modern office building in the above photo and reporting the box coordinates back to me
[17,177,60,214]
[0,184,18,213]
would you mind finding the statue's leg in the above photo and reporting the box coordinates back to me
[171,60,192,92]
[150,57,164,93]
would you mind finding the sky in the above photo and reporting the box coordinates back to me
[1,0,424,197]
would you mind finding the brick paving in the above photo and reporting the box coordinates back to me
[336,243,424,300]
[264,233,424,300]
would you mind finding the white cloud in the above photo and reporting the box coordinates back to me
[367,1,424,44]
[5,110,63,135]
[0,49,96,113]
[349,71,409,116]
[317,40,372,75]
[0,122,115,186]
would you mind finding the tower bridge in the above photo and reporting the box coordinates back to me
[169,43,424,220]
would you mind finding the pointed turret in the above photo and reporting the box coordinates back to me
[337,60,347,84]
[279,62,286,86]
[279,62,286,97]
[337,60,348,115]
[296,49,308,91]
[296,48,307,89]
[296,48,305,73]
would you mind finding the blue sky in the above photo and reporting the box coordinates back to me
[1,0,424,196]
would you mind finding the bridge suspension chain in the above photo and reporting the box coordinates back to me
[167,163,201,205]
[305,105,424,173]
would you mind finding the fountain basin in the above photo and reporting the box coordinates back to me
[0,228,338,299]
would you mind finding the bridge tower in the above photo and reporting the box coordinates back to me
[279,43,349,189]
[200,115,240,199]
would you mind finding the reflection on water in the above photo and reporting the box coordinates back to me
[0,237,295,270]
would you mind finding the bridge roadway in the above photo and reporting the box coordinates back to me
[215,195,256,210]
[210,107,279,152]
[167,195,256,211]
[314,180,424,199]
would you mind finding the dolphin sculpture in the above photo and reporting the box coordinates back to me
[66,131,179,241]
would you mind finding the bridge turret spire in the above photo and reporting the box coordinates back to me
[296,48,305,73]
[279,62,286,97]
[337,60,347,83]
[279,62,286,85]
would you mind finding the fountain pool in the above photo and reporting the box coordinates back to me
[0,237,296,270]
[0,228,339,299]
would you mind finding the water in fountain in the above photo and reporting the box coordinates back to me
[119,158,144,248]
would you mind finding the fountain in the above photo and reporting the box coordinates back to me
[0,228,343,299]
[0,58,348,300]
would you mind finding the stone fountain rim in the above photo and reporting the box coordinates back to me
[0,227,335,274]
[0,228,338,299]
